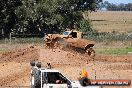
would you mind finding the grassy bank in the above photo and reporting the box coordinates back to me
[0,48,9,52]
[95,47,132,55]
[0,38,44,44]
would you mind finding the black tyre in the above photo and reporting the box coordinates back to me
[86,48,95,58]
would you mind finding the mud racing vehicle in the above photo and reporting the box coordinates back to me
[44,29,95,58]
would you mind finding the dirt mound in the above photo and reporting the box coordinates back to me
[39,49,90,66]
[0,45,39,86]
[0,45,39,63]
[0,45,132,88]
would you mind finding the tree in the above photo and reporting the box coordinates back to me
[0,0,102,38]
[16,0,101,34]
[0,0,22,38]
[100,1,132,11]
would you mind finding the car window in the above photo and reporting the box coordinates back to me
[63,32,69,35]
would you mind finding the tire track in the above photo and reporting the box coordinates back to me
[0,67,30,86]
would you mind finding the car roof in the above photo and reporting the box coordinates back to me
[41,69,59,72]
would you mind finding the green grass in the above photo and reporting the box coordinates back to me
[0,38,44,44]
[95,47,132,55]
[0,48,9,52]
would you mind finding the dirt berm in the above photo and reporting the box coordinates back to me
[0,45,131,88]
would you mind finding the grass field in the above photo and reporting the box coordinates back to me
[95,47,132,55]
[86,11,132,55]
[0,38,43,53]
[0,38,43,44]
[87,11,132,33]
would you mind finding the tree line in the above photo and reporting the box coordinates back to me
[100,1,132,11]
[0,0,102,39]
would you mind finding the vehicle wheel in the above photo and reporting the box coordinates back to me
[86,48,95,59]
[54,41,60,49]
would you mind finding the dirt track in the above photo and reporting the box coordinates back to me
[0,45,132,88]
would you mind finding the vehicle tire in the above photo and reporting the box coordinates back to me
[86,48,95,58]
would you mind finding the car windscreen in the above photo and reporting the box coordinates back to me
[63,32,69,35]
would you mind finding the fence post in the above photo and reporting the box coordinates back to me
[10,33,11,44]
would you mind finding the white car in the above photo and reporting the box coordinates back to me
[31,68,101,88]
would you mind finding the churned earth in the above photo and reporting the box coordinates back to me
[0,45,131,88]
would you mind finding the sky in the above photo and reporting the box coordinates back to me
[104,0,132,4]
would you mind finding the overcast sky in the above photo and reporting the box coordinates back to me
[103,0,132,4]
